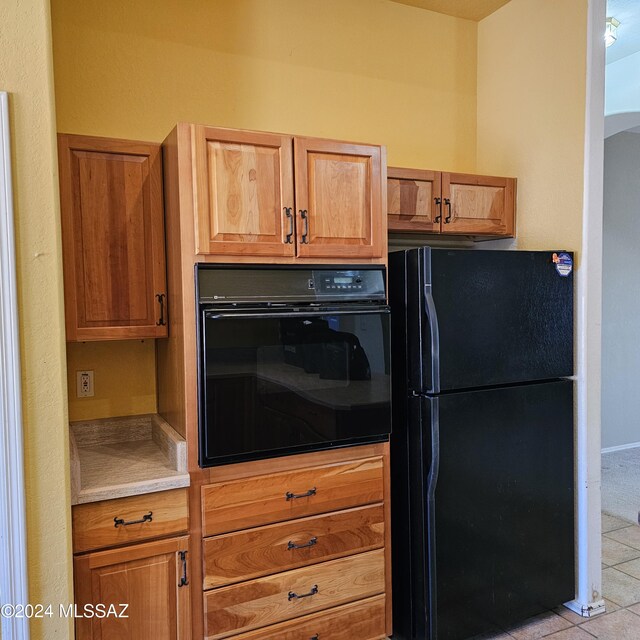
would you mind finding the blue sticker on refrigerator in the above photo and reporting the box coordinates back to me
[553,252,573,277]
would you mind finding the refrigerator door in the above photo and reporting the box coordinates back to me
[425,380,575,640]
[404,248,574,393]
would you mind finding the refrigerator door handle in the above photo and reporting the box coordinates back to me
[425,396,440,640]
[424,283,441,393]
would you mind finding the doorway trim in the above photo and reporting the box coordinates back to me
[565,0,606,618]
[0,91,30,639]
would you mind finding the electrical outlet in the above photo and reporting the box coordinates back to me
[76,370,94,398]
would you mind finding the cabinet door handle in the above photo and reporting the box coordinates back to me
[310,635,319,640]
[156,293,166,326]
[284,207,294,244]
[178,550,189,587]
[434,197,442,223]
[285,487,316,501]
[444,198,452,223]
[300,209,309,244]
[114,512,153,528]
[287,536,318,551]
[288,584,318,601]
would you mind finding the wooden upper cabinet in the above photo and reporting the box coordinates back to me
[193,126,295,257]
[387,167,516,238]
[294,137,384,259]
[185,125,386,261]
[387,167,441,233]
[74,536,191,640]
[442,172,515,236]
[58,134,167,341]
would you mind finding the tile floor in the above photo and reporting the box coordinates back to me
[472,513,640,639]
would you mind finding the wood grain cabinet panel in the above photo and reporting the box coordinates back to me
[192,126,295,257]
[387,166,516,238]
[185,125,386,261]
[74,536,191,640]
[72,488,189,553]
[294,137,384,259]
[228,595,386,640]
[203,503,385,589]
[442,172,516,236]
[387,167,441,233]
[203,549,385,639]
[58,134,167,341]
[201,456,384,537]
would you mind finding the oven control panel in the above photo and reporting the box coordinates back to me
[313,271,379,295]
[197,266,386,304]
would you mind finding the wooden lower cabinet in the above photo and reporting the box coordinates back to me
[204,549,385,639]
[220,595,386,640]
[74,536,191,640]
[199,444,392,639]
[201,456,384,537]
[203,504,385,589]
[72,488,189,553]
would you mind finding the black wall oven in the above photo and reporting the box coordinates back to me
[197,265,392,467]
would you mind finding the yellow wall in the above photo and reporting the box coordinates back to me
[51,0,478,169]
[477,0,587,252]
[67,341,157,421]
[51,0,480,421]
[0,0,73,637]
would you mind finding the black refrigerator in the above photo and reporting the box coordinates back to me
[389,248,575,640]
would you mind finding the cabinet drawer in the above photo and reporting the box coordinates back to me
[228,595,386,640]
[72,488,189,553]
[203,503,384,589]
[204,549,385,639]
[202,456,384,536]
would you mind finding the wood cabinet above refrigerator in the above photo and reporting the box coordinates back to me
[388,166,516,238]
[57,134,168,341]
[189,124,386,261]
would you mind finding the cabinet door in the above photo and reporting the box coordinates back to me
[387,167,441,233]
[193,126,295,257]
[74,536,191,640]
[58,134,168,341]
[441,172,516,236]
[294,137,384,259]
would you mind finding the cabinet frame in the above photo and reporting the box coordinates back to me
[294,137,384,259]
[58,133,168,341]
[388,166,516,238]
[192,126,295,258]
[74,535,191,640]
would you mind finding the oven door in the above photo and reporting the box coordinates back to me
[199,306,391,466]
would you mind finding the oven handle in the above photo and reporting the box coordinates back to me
[204,308,390,320]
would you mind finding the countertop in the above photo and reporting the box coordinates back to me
[69,414,189,505]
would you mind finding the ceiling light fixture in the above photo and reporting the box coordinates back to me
[605,17,620,48]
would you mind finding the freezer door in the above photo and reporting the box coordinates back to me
[429,380,575,640]
[415,248,574,392]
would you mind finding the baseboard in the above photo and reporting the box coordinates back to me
[602,441,640,454]
[564,598,606,618]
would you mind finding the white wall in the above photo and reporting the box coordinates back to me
[605,50,640,115]
[602,131,640,450]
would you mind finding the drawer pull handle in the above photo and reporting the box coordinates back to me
[287,536,318,551]
[288,584,318,601]
[310,636,319,640]
[285,487,316,501]
[113,512,153,528]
